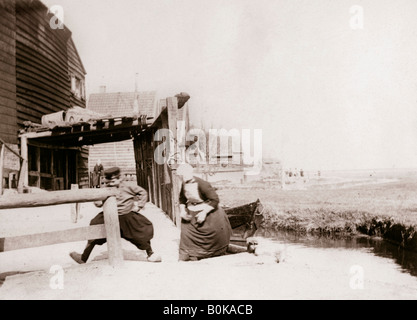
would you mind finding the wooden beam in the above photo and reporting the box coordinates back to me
[102,196,124,266]
[19,131,52,139]
[159,110,169,216]
[35,145,40,188]
[0,137,23,160]
[17,135,28,192]
[27,139,80,150]
[151,135,159,208]
[0,144,4,195]
[0,188,118,209]
[70,184,80,223]
[18,117,154,142]
[0,225,106,252]
[166,97,178,156]
[166,97,181,228]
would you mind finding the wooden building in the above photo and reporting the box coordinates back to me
[1,0,191,226]
[19,96,191,226]
[0,0,88,192]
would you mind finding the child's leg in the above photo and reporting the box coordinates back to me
[70,212,106,263]
[119,212,160,261]
[80,238,106,262]
[125,237,153,256]
[144,241,154,257]
[119,213,154,254]
[124,236,160,261]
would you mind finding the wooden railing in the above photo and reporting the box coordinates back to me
[0,188,124,266]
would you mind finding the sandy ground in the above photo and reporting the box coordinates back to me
[1,202,417,300]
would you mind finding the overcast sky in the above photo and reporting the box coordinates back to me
[41,0,417,171]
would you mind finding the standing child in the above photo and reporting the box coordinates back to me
[70,167,161,263]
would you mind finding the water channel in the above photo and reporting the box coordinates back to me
[255,228,417,279]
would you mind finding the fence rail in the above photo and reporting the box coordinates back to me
[0,188,124,266]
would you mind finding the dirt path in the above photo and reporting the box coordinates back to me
[1,202,417,300]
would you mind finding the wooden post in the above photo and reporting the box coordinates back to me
[151,146,159,207]
[159,111,169,216]
[167,97,182,228]
[0,138,23,160]
[0,144,5,196]
[102,196,123,266]
[18,135,28,193]
[70,184,81,223]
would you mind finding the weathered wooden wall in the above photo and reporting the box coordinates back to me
[133,97,188,226]
[78,146,89,188]
[88,140,137,177]
[0,0,89,191]
[68,38,86,107]
[0,0,18,144]
[15,0,72,127]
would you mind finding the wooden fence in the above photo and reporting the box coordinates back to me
[0,188,124,266]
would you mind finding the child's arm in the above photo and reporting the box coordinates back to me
[131,185,148,209]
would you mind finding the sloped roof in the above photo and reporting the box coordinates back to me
[87,91,156,118]
[67,37,86,75]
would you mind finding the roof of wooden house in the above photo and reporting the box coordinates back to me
[87,91,157,119]
[67,37,86,76]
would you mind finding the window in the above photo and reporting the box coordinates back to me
[71,75,86,100]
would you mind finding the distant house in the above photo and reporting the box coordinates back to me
[87,89,157,180]
[0,0,88,191]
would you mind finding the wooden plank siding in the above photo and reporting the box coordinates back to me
[89,140,137,175]
[68,37,86,108]
[0,0,17,144]
[15,0,72,128]
[67,35,88,188]
[67,38,86,76]
[77,146,89,188]
[0,0,89,191]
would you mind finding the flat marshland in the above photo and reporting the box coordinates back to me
[215,171,417,249]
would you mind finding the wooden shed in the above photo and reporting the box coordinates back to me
[0,0,88,192]
[19,96,191,226]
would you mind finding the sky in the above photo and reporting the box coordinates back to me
[41,0,417,171]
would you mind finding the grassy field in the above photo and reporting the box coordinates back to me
[215,177,417,250]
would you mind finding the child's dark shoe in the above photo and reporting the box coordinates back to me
[69,252,85,264]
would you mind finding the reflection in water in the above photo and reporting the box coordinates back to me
[255,228,417,278]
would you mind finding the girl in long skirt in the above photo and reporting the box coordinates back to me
[176,163,232,261]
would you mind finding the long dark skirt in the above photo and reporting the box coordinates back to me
[81,211,154,262]
[91,172,100,187]
[179,206,232,260]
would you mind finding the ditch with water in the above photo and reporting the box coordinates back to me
[254,228,417,279]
